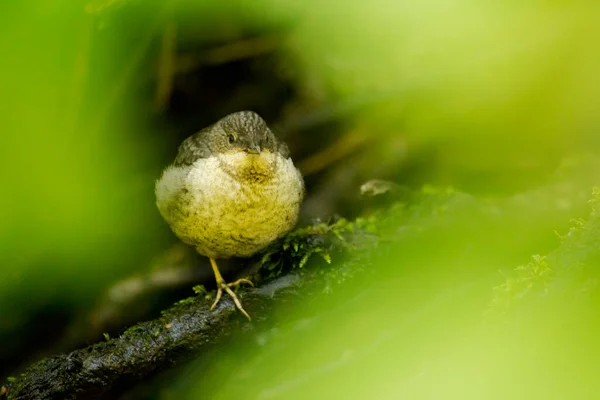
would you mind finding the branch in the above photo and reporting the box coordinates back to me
[2,271,324,400]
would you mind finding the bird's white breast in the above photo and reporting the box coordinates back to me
[155,152,304,259]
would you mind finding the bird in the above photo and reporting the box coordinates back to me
[155,111,304,320]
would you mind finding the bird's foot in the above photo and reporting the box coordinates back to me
[210,278,254,320]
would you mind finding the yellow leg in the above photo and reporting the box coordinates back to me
[209,258,254,321]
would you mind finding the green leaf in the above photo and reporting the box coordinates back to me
[320,252,332,264]
[192,285,207,295]
[298,252,311,268]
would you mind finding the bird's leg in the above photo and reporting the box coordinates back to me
[209,258,254,320]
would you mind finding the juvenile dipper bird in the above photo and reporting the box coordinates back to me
[155,111,304,320]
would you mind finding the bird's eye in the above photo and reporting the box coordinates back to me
[228,134,236,144]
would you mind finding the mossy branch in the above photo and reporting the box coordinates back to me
[2,274,322,399]
[1,216,377,400]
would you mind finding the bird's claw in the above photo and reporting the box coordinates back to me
[210,278,254,321]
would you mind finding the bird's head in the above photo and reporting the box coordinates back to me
[208,111,278,156]
[205,111,288,181]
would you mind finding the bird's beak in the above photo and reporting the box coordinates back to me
[245,144,261,154]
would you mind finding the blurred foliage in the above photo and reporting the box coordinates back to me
[1,0,600,399]
[0,0,168,369]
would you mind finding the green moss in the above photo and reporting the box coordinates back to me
[257,213,382,281]
[590,186,600,216]
[489,186,600,317]
[192,285,207,296]
[489,254,555,315]
[175,297,197,307]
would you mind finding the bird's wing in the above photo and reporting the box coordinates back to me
[275,137,291,159]
[173,126,213,166]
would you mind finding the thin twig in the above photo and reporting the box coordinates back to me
[154,21,177,112]
[175,35,280,74]
[297,128,370,176]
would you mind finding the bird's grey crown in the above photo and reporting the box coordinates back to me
[220,111,267,138]
[173,111,289,167]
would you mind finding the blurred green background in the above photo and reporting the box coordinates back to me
[1,0,599,399]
